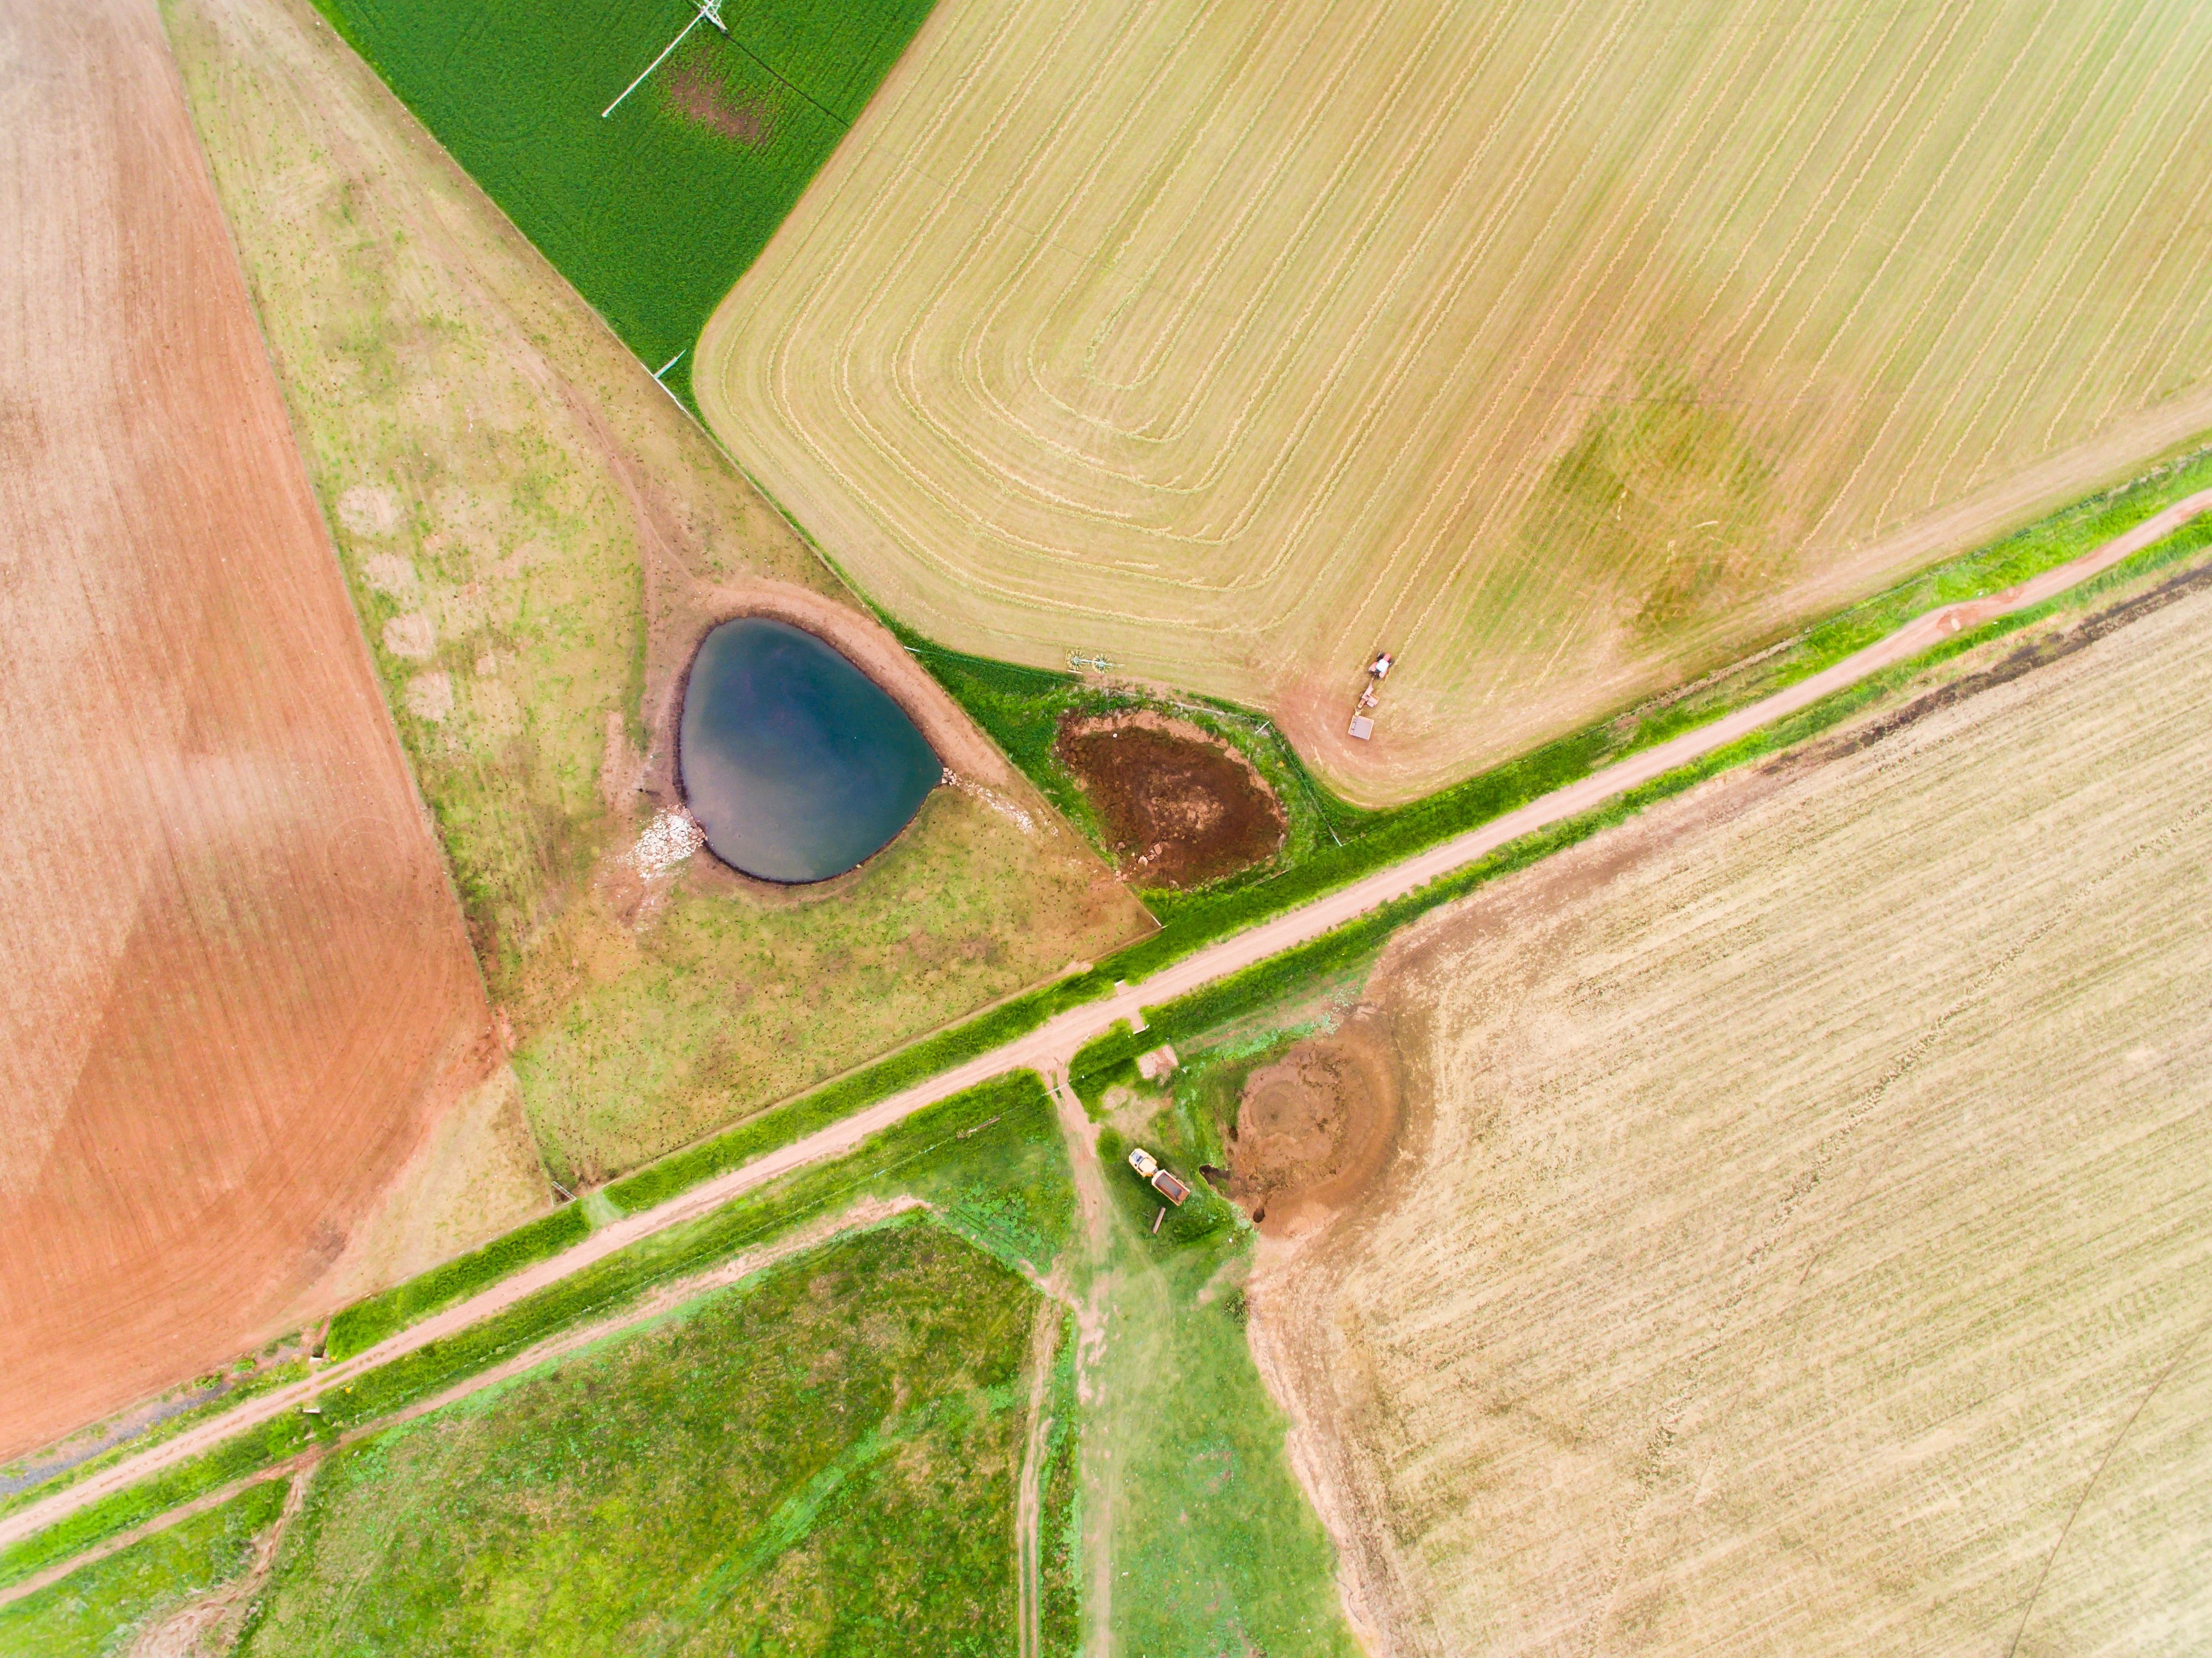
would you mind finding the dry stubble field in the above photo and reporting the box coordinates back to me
[700,0,2212,801]
[1254,581,2212,1654]
[0,0,524,1461]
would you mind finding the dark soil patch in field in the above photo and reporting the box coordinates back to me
[665,65,771,146]
[1226,1015,1401,1239]
[1054,713,1284,887]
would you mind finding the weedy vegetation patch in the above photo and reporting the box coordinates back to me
[0,1482,288,1657]
[239,1226,1040,1655]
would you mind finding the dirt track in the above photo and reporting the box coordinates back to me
[4,485,2206,1548]
[0,0,494,1460]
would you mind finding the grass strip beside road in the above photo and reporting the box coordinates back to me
[0,1360,309,1528]
[318,1070,1059,1435]
[602,974,1114,1214]
[312,978,1115,1372]
[0,1481,291,1655]
[325,1205,595,1360]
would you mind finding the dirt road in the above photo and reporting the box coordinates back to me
[4,484,2206,1553]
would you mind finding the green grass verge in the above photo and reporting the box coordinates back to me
[1085,1168,1359,1655]
[237,1224,1040,1655]
[324,1204,595,1361]
[0,1360,308,1526]
[308,0,934,406]
[921,441,2212,976]
[601,970,1113,1215]
[0,1416,312,1596]
[0,1481,289,1658]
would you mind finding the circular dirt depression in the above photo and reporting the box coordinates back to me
[1223,1015,1402,1238]
[1054,712,1285,887]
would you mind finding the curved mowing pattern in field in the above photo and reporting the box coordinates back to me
[307,0,934,401]
[699,0,2212,801]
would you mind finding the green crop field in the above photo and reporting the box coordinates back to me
[308,0,934,404]
[239,1224,1042,1655]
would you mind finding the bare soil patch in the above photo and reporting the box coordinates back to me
[125,1468,308,1656]
[1223,1015,1401,1240]
[665,64,770,146]
[1055,713,1284,887]
[0,0,498,1462]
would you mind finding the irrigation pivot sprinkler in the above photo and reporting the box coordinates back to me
[602,0,729,119]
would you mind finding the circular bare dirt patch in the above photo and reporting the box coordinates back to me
[1054,711,1284,887]
[1225,1015,1402,1238]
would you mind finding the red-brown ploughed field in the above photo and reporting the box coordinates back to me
[1054,714,1284,887]
[0,0,494,1461]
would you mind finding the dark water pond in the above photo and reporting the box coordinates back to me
[679,617,940,883]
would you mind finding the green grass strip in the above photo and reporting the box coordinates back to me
[0,1415,313,1595]
[0,1360,309,1525]
[315,1071,1054,1434]
[324,1204,596,1360]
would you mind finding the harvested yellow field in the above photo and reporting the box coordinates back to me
[699,0,2212,801]
[1253,580,2212,1655]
